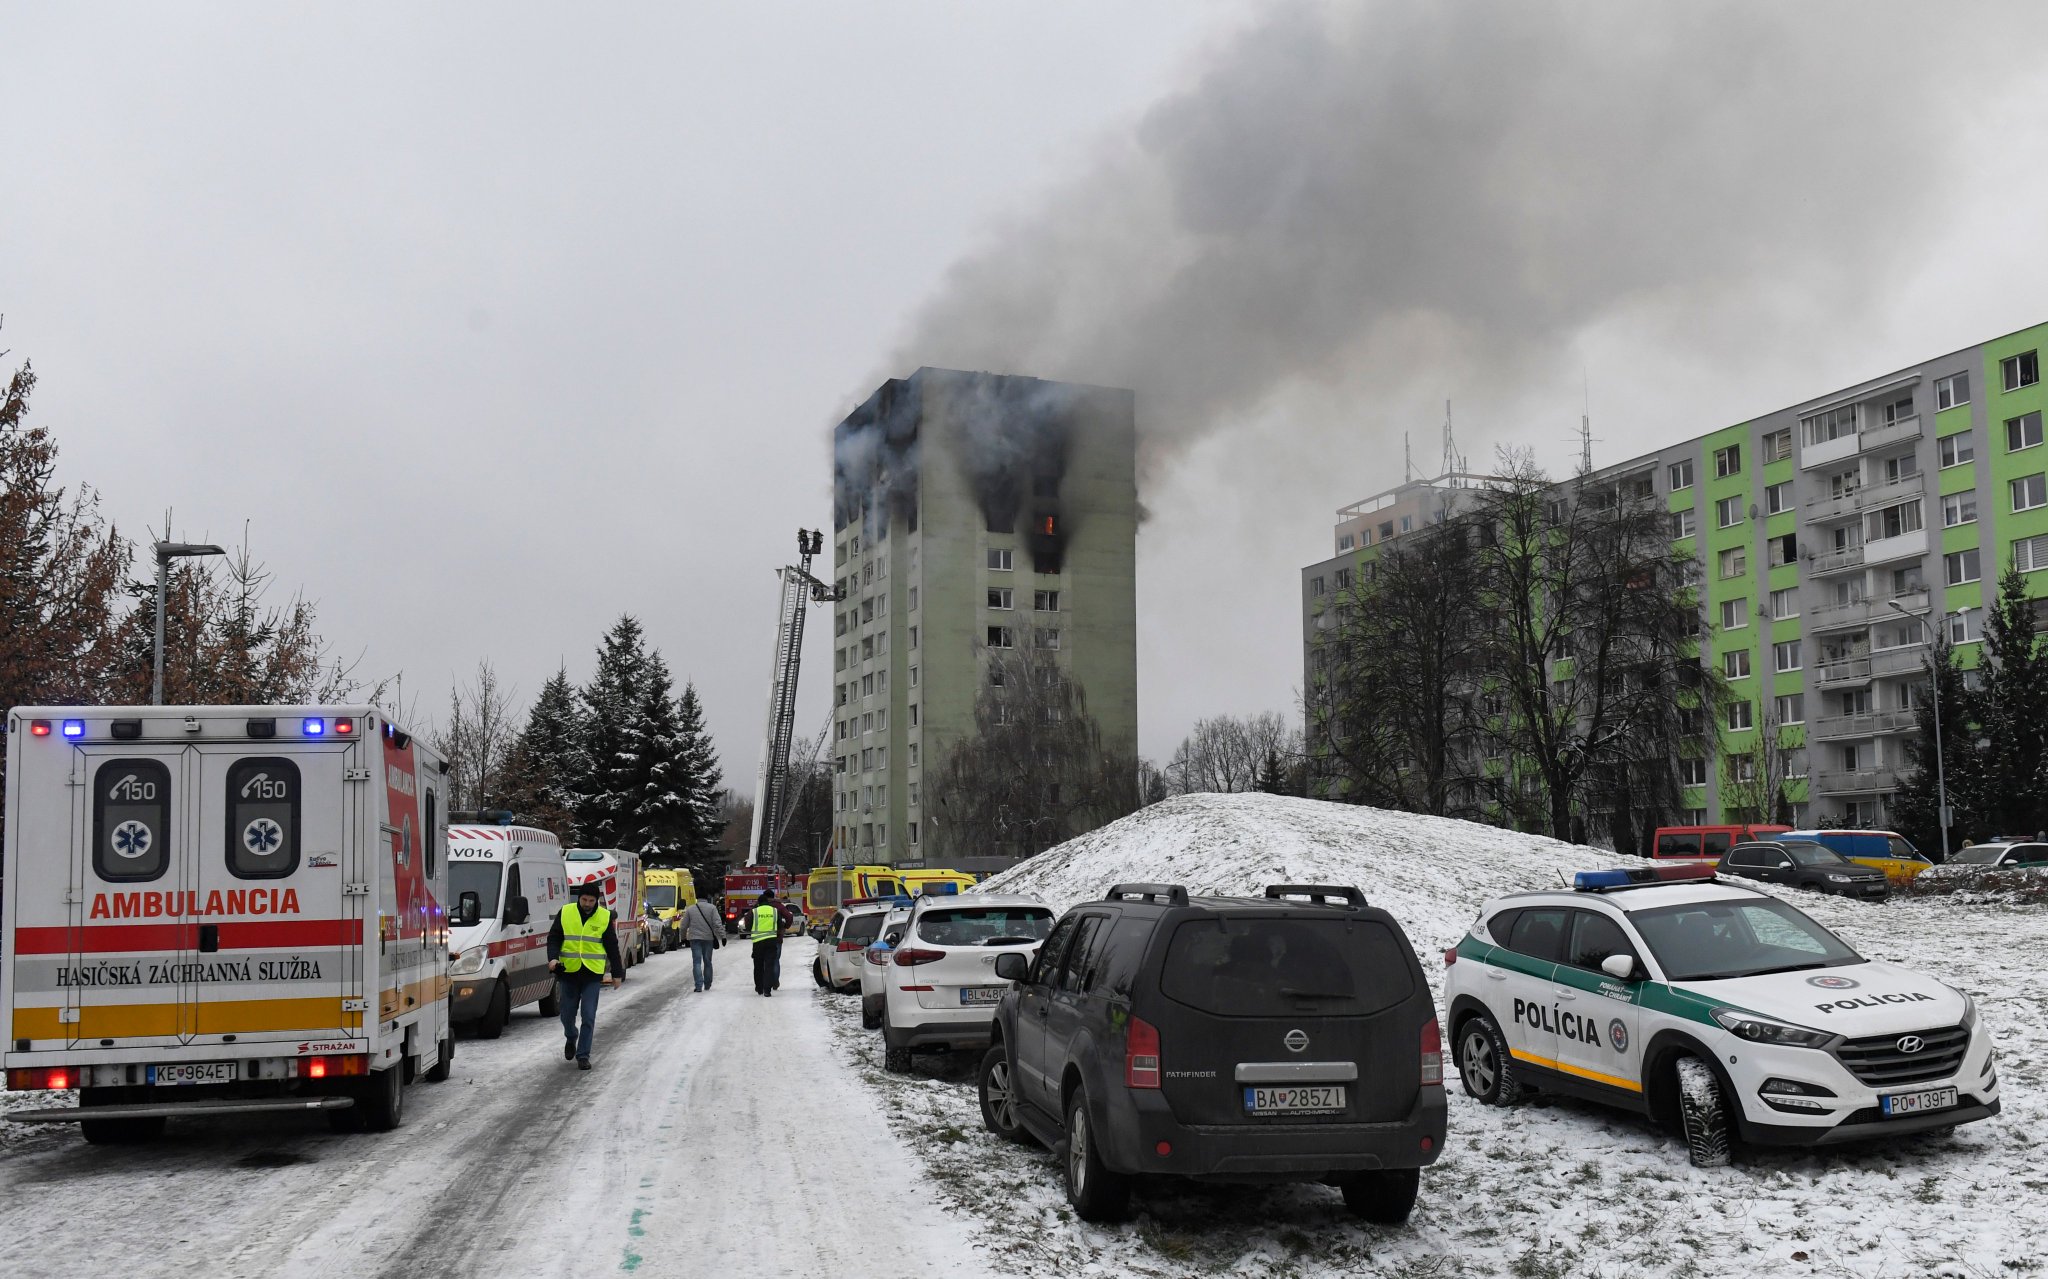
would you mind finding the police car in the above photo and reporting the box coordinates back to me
[1442,865,2000,1166]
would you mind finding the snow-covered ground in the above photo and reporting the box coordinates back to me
[831,793,2046,1279]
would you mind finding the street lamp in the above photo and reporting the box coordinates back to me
[153,541,226,705]
[1887,598,1950,862]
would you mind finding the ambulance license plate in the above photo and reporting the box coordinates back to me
[1244,1085,1345,1114]
[151,1062,236,1086]
[1880,1086,1957,1117]
[959,987,1006,1005]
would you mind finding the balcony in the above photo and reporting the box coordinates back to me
[1814,765,1903,795]
[1808,597,1879,633]
[1872,645,1932,679]
[1811,708,1920,741]
[1863,527,1928,567]
[1809,544,1866,575]
[1804,473,1929,524]
[1815,656,1872,687]
[1861,415,1923,452]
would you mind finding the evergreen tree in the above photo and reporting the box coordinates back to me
[1255,747,1286,795]
[497,666,586,842]
[1891,633,1975,859]
[624,650,696,862]
[674,680,727,861]
[1975,565,2048,837]
[576,615,650,848]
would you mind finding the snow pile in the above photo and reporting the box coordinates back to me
[979,792,1638,955]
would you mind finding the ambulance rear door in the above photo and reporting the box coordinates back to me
[190,735,361,1046]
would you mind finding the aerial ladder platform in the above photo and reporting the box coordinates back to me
[748,529,842,866]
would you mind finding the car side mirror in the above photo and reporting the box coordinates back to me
[1600,954,1639,982]
[455,891,481,928]
[504,896,530,926]
[994,952,1031,983]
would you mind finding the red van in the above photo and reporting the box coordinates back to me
[1650,824,1792,863]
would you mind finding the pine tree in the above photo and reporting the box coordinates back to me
[674,681,726,861]
[625,651,696,862]
[497,666,586,842]
[576,616,649,848]
[1976,565,2048,837]
[1255,748,1286,794]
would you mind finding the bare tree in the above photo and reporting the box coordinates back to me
[1718,703,1800,827]
[1166,711,1300,794]
[433,661,519,813]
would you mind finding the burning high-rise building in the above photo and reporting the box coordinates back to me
[829,368,1137,866]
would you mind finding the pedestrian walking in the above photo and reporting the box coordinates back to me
[548,883,624,1069]
[749,888,784,996]
[682,894,724,992]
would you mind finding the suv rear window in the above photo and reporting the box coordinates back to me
[1159,918,1416,1017]
[841,913,885,943]
[916,906,1054,946]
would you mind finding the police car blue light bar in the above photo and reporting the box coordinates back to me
[1573,865,1717,891]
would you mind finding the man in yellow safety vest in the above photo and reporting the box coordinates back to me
[547,883,625,1068]
[749,888,785,997]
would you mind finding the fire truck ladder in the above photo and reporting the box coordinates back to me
[771,707,835,854]
[748,529,841,866]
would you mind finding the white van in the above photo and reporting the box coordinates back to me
[2,705,452,1142]
[565,848,649,967]
[447,821,570,1037]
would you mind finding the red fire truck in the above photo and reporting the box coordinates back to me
[721,868,806,936]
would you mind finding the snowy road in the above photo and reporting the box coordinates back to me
[0,948,1006,1278]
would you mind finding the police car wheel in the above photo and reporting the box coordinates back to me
[1457,1014,1520,1106]
[813,959,831,989]
[1675,1056,1733,1168]
[1340,1167,1419,1225]
[862,1000,882,1030]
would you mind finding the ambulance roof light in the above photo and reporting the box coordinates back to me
[62,720,86,739]
[334,718,355,735]
[29,720,51,737]
[303,718,326,737]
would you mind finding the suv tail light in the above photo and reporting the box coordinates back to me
[836,940,865,952]
[892,947,945,967]
[1125,1015,1161,1089]
[1420,1017,1443,1087]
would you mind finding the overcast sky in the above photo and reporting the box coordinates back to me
[7,2,2048,788]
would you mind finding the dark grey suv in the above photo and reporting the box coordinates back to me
[977,883,1445,1224]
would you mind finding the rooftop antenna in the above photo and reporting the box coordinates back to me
[1577,368,1599,475]
[1404,431,1413,484]
[1440,400,1463,486]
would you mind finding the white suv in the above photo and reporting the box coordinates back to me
[860,905,913,1029]
[814,901,893,993]
[880,893,1056,1074]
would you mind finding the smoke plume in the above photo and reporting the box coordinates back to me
[891,0,2039,472]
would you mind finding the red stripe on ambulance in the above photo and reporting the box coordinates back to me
[14,917,363,955]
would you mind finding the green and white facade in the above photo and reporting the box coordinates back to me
[1303,321,2048,827]
[832,368,1139,864]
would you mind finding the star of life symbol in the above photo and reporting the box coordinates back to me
[110,820,153,860]
[244,818,284,855]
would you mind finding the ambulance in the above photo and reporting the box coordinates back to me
[1443,864,1999,1166]
[565,848,649,966]
[640,867,696,953]
[1,705,454,1143]
[447,819,570,1037]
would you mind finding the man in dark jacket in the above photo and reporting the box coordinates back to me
[749,888,784,996]
[548,883,625,1069]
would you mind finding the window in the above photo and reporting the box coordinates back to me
[2008,412,2045,452]
[987,626,1013,648]
[1774,640,1802,672]
[860,747,873,771]
[227,757,300,880]
[1715,496,1743,528]
[1034,628,1061,649]
[2013,474,2047,513]
[1670,509,1696,539]
[2003,350,2040,392]
[1948,607,1983,644]
[862,562,873,585]
[1775,693,1805,725]
[1769,534,1798,567]
[1944,549,1981,586]
[909,743,919,767]
[908,822,918,846]
[987,587,1013,610]
[1883,452,1920,484]
[1768,587,1800,619]
[2015,534,2048,573]
[909,703,919,726]
[1714,444,1742,477]
[1718,547,1746,579]
[861,673,874,697]
[1890,566,1925,597]
[909,625,918,650]
[1942,490,1978,527]
[909,665,918,688]
[1335,567,1352,590]
[1761,428,1793,464]
[1034,590,1060,611]
[1867,500,1923,540]
[1401,515,1414,532]
[1310,576,1327,597]
[987,548,1013,571]
[1720,598,1748,630]
[1935,371,1971,410]
[1727,701,1754,731]
[1764,481,1792,514]
[92,759,172,884]
[1802,406,1856,446]
[1679,757,1707,786]
[1338,533,1354,551]
[1723,649,1751,679]
[1379,520,1394,540]
[1939,431,1975,468]
[860,598,873,624]
[908,587,918,612]
[1828,469,1858,500]
[1669,459,1694,490]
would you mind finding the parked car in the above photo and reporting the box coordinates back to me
[1776,829,1933,885]
[859,905,914,1029]
[1947,841,2048,869]
[813,901,893,992]
[1717,841,1890,899]
[879,893,1056,1073]
[1651,824,1792,864]
[979,883,1444,1225]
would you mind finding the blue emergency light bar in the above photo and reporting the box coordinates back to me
[1573,865,1717,892]
[62,720,86,739]
[303,718,325,736]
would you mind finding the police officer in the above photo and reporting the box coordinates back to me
[749,888,784,997]
[548,883,625,1069]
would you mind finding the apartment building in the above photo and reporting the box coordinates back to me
[1303,320,2048,827]
[830,368,1138,864]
